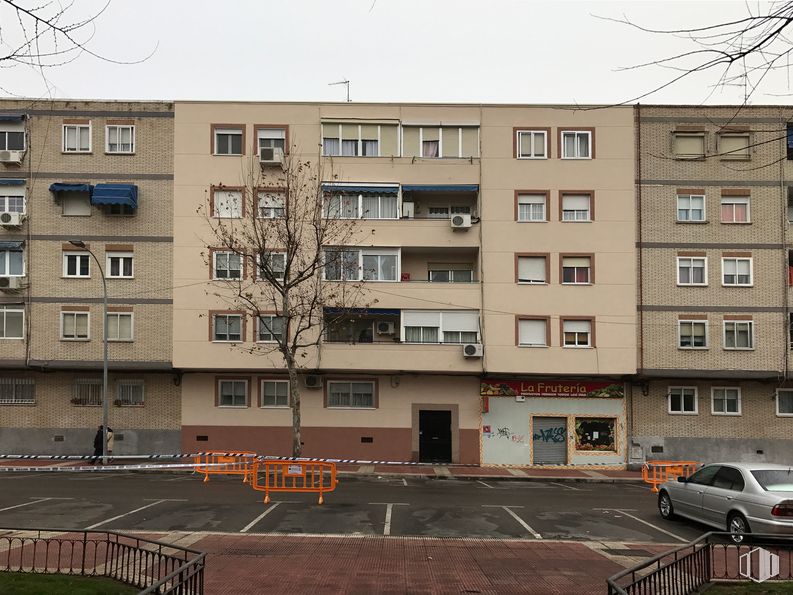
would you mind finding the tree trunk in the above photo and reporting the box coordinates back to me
[287,360,302,457]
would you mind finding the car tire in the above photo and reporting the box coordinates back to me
[727,512,751,544]
[658,490,676,520]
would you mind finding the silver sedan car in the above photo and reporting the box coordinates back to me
[658,462,793,541]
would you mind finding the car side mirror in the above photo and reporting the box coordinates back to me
[677,476,687,483]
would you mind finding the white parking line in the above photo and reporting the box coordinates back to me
[477,480,495,489]
[603,509,688,543]
[240,502,290,533]
[370,502,409,536]
[550,482,581,491]
[0,497,71,513]
[85,499,175,530]
[483,505,542,539]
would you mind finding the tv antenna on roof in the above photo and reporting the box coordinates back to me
[329,79,351,102]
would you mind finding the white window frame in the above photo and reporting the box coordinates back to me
[678,320,708,349]
[711,387,742,416]
[668,386,698,415]
[213,314,243,342]
[560,130,592,159]
[561,256,592,285]
[217,379,248,408]
[213,128,243,156]
[213,251,242,280]
[61,193,92,217]
[107,312,134,342]
[723,320,754,350]
[775,389,793,416]
[0,127,25,151]
[105,124,135,154]
[516,193,547,222]
[518,319,548,347]
[258,251,286,282]
[116,379,144,406]
[213,189,243,219]
[73,378,102,406]
[0,305,24,340]
[323,190,399,220]
[676,257,708,286]
[61,311,90,341]
[326,380,376,409]
[562,319,592,348]
[0,247,24,277]
[401,310,480,345]
[63,252,90,278]
[260,379,290,408]
[427,268,474,283]
[0,191,26,215]
[516,130,547,159]
[676,194,706,222]
[721,257,753,287]
[106,252,134,279]
[257,191,285,219]
[62,123,91,153]
[0,377,34,404]
[257,128,286,155]
[322,123,380,157]
[324,248,400,282]
[561,194,591,221]
[720,196,750,223]
[257,315,285,343]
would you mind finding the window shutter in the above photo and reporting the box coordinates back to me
[562,256,590,267]
[519,320,546,345]
[402,311,441,327]
[564,319,590,333]
[518,257,546,282]
[441,311,479,332]
[562,195,589,209]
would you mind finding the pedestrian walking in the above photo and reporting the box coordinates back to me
[89,425,103,465]
[106,427,114,463]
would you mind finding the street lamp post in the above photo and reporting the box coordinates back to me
[69,240,108,465]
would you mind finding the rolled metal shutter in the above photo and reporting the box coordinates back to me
[532,417,567,465]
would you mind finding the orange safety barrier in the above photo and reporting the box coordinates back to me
[251,460,338,504]
[642,460,699,493]
[193,451,256,483]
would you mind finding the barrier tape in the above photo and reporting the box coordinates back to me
[0,452,257,461]
[0,462,247,473]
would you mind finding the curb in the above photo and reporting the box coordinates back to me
[337,470,645,484]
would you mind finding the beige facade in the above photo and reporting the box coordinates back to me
[174,101,636,466]
[0,99,178,454]
[634,105,793,464]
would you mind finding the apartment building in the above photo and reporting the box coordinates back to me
[174,101,636,466]
[633,105,793,464]
[0,99,178,454]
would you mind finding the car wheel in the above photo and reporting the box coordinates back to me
[658,491,676,520]
[728,512,751,544]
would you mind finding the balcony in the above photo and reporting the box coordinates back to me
[320,341,483,373]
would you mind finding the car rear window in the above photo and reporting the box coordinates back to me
[751,470,793,491]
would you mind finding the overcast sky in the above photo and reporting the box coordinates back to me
[2,0,791,105]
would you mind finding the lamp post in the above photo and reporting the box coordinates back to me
[69,240,108,465]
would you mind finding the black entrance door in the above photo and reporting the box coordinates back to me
[419,410,452,463]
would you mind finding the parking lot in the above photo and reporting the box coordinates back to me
[0,471,707,544]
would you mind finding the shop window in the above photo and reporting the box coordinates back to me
[574,418,615,451]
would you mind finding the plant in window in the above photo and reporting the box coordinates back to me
[200,148,367,456]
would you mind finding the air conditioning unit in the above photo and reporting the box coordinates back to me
[0,212,25,226]
[450,213,472,230]
[0,150,24,164]
[303,374,322,389]
[0,276,24,290]
[376,321,395,335]
[260,147,284,165]
[462,343,483,358]
[401,201,415,219]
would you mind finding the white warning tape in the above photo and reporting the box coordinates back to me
[0,462,243,473]
[0,452,257,461]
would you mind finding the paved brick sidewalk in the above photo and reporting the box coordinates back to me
[180,533,630,594]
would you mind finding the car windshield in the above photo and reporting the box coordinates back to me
[751,469,793,491]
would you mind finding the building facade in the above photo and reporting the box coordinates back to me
[0,99,178,454]
[174,101,636,466]
[633,105,793,464]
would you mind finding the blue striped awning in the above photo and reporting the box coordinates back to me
[49,183,93,194]
[324,307,400,316]
[90,184,138,208]
[0,114,24,122]
[402,184,479,193]
[0,241,23,250]
[0,179,25,186]
[322,184,399,195]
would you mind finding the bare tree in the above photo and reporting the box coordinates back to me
[0,0,154,93]
[201,151,368,457]
[602,2,793,104]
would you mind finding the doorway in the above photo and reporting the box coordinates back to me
[532,417,567,465]
[419,409,452,463]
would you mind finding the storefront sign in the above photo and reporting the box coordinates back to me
[480,379,623,399]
